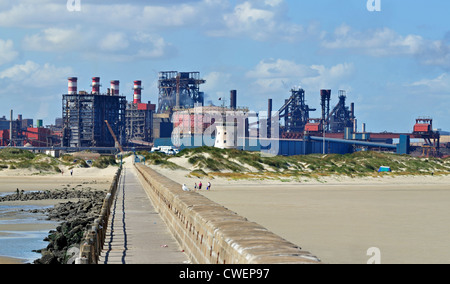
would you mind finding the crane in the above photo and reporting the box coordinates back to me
[104,120,124,153]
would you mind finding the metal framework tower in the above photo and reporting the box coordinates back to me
[328,90,354,133]
[278,88,316,134]
[320,89,331,132]
[157,71,206,114]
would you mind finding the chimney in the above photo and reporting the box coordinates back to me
[230,90,237,110]
[68,77,78,95]
[91,77,100,95]
[110,80,120,96]
[133,80,142,104]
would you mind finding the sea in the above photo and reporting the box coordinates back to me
[0,192,58,263]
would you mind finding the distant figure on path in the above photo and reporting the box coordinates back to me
[194,183,197,190]
[207,182,211,190]
[182,184,190,191]
[199,182,202,190]
[71,169,73,176]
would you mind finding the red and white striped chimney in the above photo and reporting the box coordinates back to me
[68,77,78,95]
[110,80,119,96]
[91,77,100,95]
[133,80,142,104]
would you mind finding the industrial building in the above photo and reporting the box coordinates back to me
[62,77,126,148]
[125,80,156,146]
[45,71,441,157]
[157,71,206,114]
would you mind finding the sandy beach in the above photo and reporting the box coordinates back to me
[0,165,118,264]
[149,164,450,264]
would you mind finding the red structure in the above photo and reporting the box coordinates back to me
[0,130,9,146]
[23,127,52,146]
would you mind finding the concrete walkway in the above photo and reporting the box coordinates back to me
[99,164,190,264]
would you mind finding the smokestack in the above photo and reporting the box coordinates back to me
[230,90,237,110]
[133,80,142,104]
[268,98,272,138]
[110,80,119,96]
[10,110,13,145]
[91,77,100,95]
[68,77,78,95]
[351,102,355,119]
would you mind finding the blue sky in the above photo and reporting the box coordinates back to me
[0,0,449,133]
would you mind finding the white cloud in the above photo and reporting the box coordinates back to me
[0,60,73,87]
[99,32,129,52]
[322,24,425,57]
[23,27,86,52]
[245,59,354,94]
[0,39,19,65]
[322,24,450,69]
[209,0,304,42]
[409,73,450,92]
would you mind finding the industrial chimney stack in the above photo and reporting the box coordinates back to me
[91,77,100,95]
[68,77,78,95]
[133,80,142,104]
[110,80,120,96]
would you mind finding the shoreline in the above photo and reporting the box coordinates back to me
[0,166,118,264]
[0,256,27,264]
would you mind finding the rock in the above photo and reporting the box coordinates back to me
[34,251,58,265]
[2,188,110,264]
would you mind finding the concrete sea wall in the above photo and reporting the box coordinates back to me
[134,163,321,264]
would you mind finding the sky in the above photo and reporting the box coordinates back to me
[0,0,449,133]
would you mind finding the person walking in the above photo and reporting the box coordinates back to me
[198,182,202,190]
[207,182,211,190]
[194,183,198,190]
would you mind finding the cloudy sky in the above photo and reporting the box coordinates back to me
[0,0,449,132]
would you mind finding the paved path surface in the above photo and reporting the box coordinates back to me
[99,164,190,264]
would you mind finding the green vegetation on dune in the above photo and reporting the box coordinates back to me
[0,148,119,173]
[142,146,450,181]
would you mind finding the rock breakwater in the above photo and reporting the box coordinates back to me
[0,189,107,264]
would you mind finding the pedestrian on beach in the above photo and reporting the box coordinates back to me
[194,183,197,190]
[207,182,211,190]
[70,169,73,176]
[199,182,202,190]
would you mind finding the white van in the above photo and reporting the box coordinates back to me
[154,146,179,155]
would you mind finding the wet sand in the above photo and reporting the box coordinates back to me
[0,256,26,264]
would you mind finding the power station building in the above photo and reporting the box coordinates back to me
[62,77,126,148]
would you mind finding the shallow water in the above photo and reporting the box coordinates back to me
[0,194,58,263]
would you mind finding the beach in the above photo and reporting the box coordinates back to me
[0,166,117,264]
[150,164,450,264]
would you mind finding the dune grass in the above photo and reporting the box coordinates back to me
[141,146,450,181]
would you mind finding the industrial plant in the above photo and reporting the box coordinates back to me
[0,70,447,158]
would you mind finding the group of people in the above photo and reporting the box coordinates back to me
[194,181,211,191]
[182,181,212,192]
